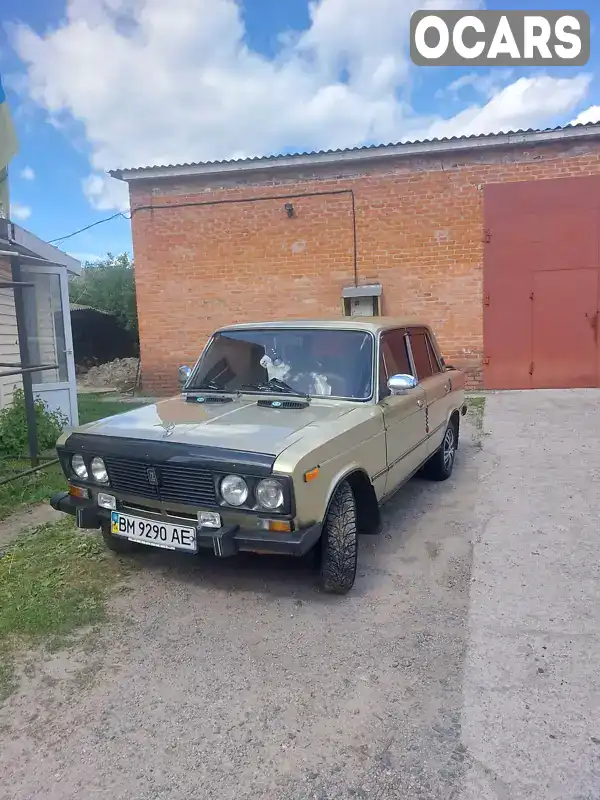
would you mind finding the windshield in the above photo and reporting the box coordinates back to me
[187,328,374,400]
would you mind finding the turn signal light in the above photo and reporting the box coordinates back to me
[303,467,320,483]
[264,520,292,533]
[68,483,89,500]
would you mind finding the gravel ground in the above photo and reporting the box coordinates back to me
[459,390,600,800]
[1,392,598,799]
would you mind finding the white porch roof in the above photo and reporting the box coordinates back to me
[0,218,81,275]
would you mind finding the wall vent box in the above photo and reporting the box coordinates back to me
[341,284,382,316]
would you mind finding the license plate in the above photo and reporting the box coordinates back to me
[110,512,197,552]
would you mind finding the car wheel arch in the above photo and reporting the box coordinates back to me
[322,467,381,537]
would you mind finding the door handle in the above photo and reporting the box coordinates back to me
[417,398,425,408]
[444,381,451,394]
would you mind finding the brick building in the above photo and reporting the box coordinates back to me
[111,122,600,394]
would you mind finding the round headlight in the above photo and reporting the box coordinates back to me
[71,454,88,479]
[91,456,109,484]
[220,475,248,506]
[256,478,284,510]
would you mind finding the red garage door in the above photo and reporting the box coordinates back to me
[483,176,600,389]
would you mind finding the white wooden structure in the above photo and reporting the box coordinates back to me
[0,219,80,426]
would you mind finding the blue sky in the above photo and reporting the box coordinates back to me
[1,0,599,264]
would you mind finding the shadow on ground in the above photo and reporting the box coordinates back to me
[115,441,476,603]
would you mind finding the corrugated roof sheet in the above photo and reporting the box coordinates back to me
[109,120,600,175]
[70,303,111,314]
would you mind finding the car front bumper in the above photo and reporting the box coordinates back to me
[50,491,322,558]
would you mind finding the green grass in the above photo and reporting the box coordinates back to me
[0,462,66,522]
[0,393,151,520]
[0,518,129,701]
[466,394,486,444]
[466,395,486,415]
[77,392,148,425]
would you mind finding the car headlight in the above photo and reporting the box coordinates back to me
[255,478,284,510]
[91,456,109,484]
[220,474,249,506]
[71,454,88,480]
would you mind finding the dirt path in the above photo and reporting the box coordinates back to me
[0,410,490,799]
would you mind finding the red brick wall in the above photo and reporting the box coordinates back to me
[128,139,600,393]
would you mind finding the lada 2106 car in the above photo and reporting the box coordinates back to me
[51,318,467,594]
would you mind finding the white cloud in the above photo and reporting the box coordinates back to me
[82,173,129,211]
[20,165,35,180]
[10,0,595,211]
[11,202,31,221]
[438,68,516,100]
[420,75,592,140]
[570,105,600,126]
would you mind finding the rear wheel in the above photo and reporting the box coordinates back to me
[101,523,141,554]
[319,481,358,594]
[423,419,457,481]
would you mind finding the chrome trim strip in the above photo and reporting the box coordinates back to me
[370,434,429,480]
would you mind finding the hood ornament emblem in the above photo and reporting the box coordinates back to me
[154,421,175,438]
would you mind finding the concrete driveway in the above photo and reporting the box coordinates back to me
[1,391,599,800]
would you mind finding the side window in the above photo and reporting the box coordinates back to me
[408,330,436,381]
[425,334,442,375]
[379,330,411,398]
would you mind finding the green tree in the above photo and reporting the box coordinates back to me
[69,253,138,340]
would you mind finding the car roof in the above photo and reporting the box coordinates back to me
[216,317,431,334]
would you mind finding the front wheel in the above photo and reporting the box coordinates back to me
[319,481,358,594]
[423,419,457,481]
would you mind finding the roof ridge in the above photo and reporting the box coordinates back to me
[109,120,600,178]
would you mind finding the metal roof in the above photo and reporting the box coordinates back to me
[70,303,112,314]
[109,121,600,182]
[0,218,81,275]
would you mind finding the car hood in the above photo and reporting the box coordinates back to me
[75,395,357,457]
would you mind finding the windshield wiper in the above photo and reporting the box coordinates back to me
[185,380,233,393]
[239,378,309,399]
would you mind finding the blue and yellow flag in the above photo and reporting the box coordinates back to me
[0,73,18,219]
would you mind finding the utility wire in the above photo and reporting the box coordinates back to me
[48,211,131,244]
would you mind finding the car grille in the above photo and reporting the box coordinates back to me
[104,457,217,507]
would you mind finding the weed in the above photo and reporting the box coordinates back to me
[466,395,486,447]
[0,389,68,459]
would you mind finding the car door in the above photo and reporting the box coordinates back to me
[406,327,450,456]
[378,328,428,496]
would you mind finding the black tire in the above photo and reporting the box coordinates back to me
[423,418,457,481]
[319,481,358,594]
[101,523,141,554]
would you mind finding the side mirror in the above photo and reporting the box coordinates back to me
[178,365,192,387]
[387,373,418,394]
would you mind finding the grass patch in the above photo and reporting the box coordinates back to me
[466,395,486,414]
[466,395,486,445]
[77,392,148,426]
[0,518,129,700]
[0,462,66,522]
